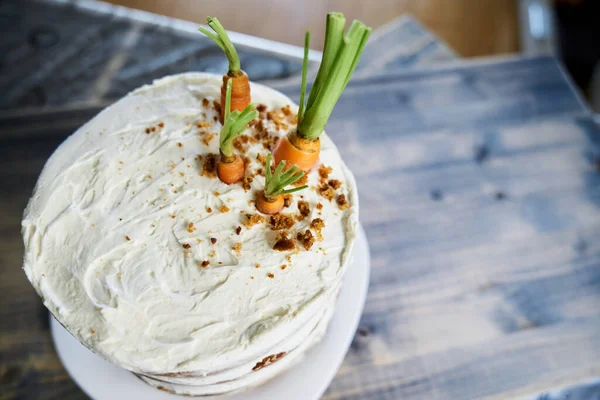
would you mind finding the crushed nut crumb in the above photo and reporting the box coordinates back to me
[210,238,217,244]
[235,226,242,235]
[200,260,209,268]
[125,236,130,241]
[297,229,315,250]
[267,272,275,279]
[337,193,350,210]
[219,205,230,213]
[243,214,265,228]
[182,243,191,249]
[318,183,336,201]
[202,154,217,178]
[318,164,332,180]
[270,214,295,230]
[283,194,292,208]
[273,236,296,251]
[297,201,310,217]
[232,242,242,255]
[328,179,342,189]
[310,218,325,241]
[242,176,253,192]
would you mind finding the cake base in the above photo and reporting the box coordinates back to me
[50,225,370,399]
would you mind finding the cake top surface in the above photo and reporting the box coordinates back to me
[22,73,358,373]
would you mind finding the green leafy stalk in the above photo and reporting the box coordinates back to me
[264,153,308,200]
[198,17,241,74]
[297,30,311,123]
[220,80,257,159]
[297,14,371,140]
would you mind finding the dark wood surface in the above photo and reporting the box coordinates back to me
[2,1,600,400]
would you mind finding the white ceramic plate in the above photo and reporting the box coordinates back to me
[51,225,370,400]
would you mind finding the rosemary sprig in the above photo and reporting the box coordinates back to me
[264,153,308,200]
[220,80,257,159]
[297,13,371,140]
[198,17,241,74]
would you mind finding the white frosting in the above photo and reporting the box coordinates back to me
[22,73,358,389]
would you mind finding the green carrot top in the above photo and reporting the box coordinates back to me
[219,80,257,160]
[198,17,241,75]
[297,13,371,140]
[264,153,307,200]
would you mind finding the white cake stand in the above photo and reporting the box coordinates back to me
[50,225,370,400]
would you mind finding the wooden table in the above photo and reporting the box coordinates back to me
[1,1,599,399]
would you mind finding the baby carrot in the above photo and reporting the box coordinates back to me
[273,14,371,171]
[198,17,251,122]
[217,80,258,184]
[256,153,307,215]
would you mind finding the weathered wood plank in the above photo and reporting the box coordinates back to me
[2,1,600,399]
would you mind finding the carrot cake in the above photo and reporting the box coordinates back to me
[21,73,359,396]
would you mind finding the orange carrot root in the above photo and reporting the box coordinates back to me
[272,131,320,172]
[217,154,245,184]
[220,71,251,123]
[256,191,284,215]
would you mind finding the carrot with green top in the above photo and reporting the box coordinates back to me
[273,13,371,171]
[217,80,258,184]
[198,17,250,122]
[256,153,307,215]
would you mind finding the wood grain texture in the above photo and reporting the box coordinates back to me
[2,1,600,400]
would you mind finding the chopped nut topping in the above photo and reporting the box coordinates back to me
[337,193,350,210]
[219,205,230,213]
[270,214,295,230]
[316,203,323,210]
[317,183,336,201]
[202,154,217,178]
[257,104,267,113]
[283,194,293,208]
[267,273,275,279]
[257,153,267,165]
[206,207,213,213]
[182,243,191,249]
[281,105,292,116]
[187,222,195,233]
[125,236,130,241]
[202,98,210,107]
[202,133,215,146]
[158,122,164,128]
[242,176,253,192]
[297,229,315,250]
[210,238,217,244]
[328,179,342,189]
[200,260,209,268]
[297,201,310,217]
[318,164,332,180]
[235,226,242,235]
[255,264,261,269]
[273,237,296,251]
[280,265,287,270]
[243,213,265,228]
[232,242,242,255]
[310,218,325,241]
[177,142,183,147]
[145,128,150,134]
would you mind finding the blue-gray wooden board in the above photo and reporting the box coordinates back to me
[2,0,600,399]
[281,55,600,400]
